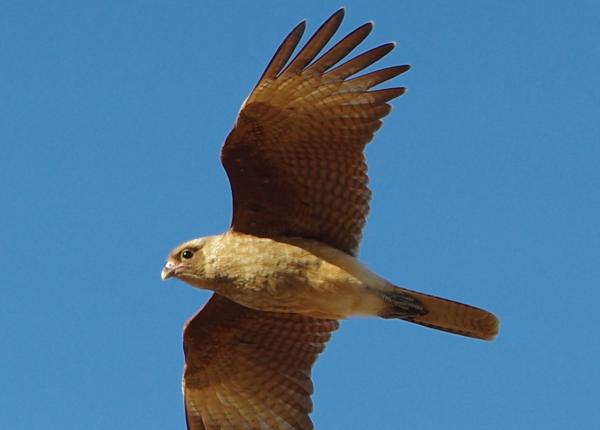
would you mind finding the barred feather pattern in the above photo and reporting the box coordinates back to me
[221,8,409,255]
[183,294,339,430]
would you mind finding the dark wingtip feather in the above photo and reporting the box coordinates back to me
[306,21,374,74]
[256,20,306,84]
[326,42,397,80]
[283,9,346,74]
[333,6,346,17]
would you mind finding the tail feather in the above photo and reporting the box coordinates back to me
[387,286,499,341]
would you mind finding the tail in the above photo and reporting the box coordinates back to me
[380,286,499,341]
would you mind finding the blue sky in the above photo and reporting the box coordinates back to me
[2,1,599,429]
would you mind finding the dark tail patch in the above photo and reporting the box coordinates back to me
[379,290,428,319]
[380,285,499,341]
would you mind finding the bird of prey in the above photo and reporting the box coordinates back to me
[161,8,499,430]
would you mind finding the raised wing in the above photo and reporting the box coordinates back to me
[221,8,409,255]
[183,294,339,430]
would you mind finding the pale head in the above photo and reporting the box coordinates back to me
[161,237,208,284]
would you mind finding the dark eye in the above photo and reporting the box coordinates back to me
[181,249,194,260]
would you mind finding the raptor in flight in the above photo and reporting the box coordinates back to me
[161,8,499,430]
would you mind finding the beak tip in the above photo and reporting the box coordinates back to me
[161,263,175,281]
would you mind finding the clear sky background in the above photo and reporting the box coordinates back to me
[2,1,599,429]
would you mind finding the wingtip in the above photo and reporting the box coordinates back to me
[295,19,307,33]
[360,20,375,36]
[352,21,375,40]
[323,7,345,25]
[323,8,346,30]
[381,41,396,53]
[334,6,346,16]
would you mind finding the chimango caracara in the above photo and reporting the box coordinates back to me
[161,8,499,430]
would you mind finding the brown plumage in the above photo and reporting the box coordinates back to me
[183,295,338,430]
[222,11,407,255]
[161,8,499,430]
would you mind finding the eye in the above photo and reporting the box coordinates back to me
[181,249,194,260]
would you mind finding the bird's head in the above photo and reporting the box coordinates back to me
[161,238,208,284]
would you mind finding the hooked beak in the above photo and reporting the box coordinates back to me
[161,261,177,280]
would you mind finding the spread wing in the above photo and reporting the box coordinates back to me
[183,294,339,430]
[221,8,409,255]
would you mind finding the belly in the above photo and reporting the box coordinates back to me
[204,234,385,319]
